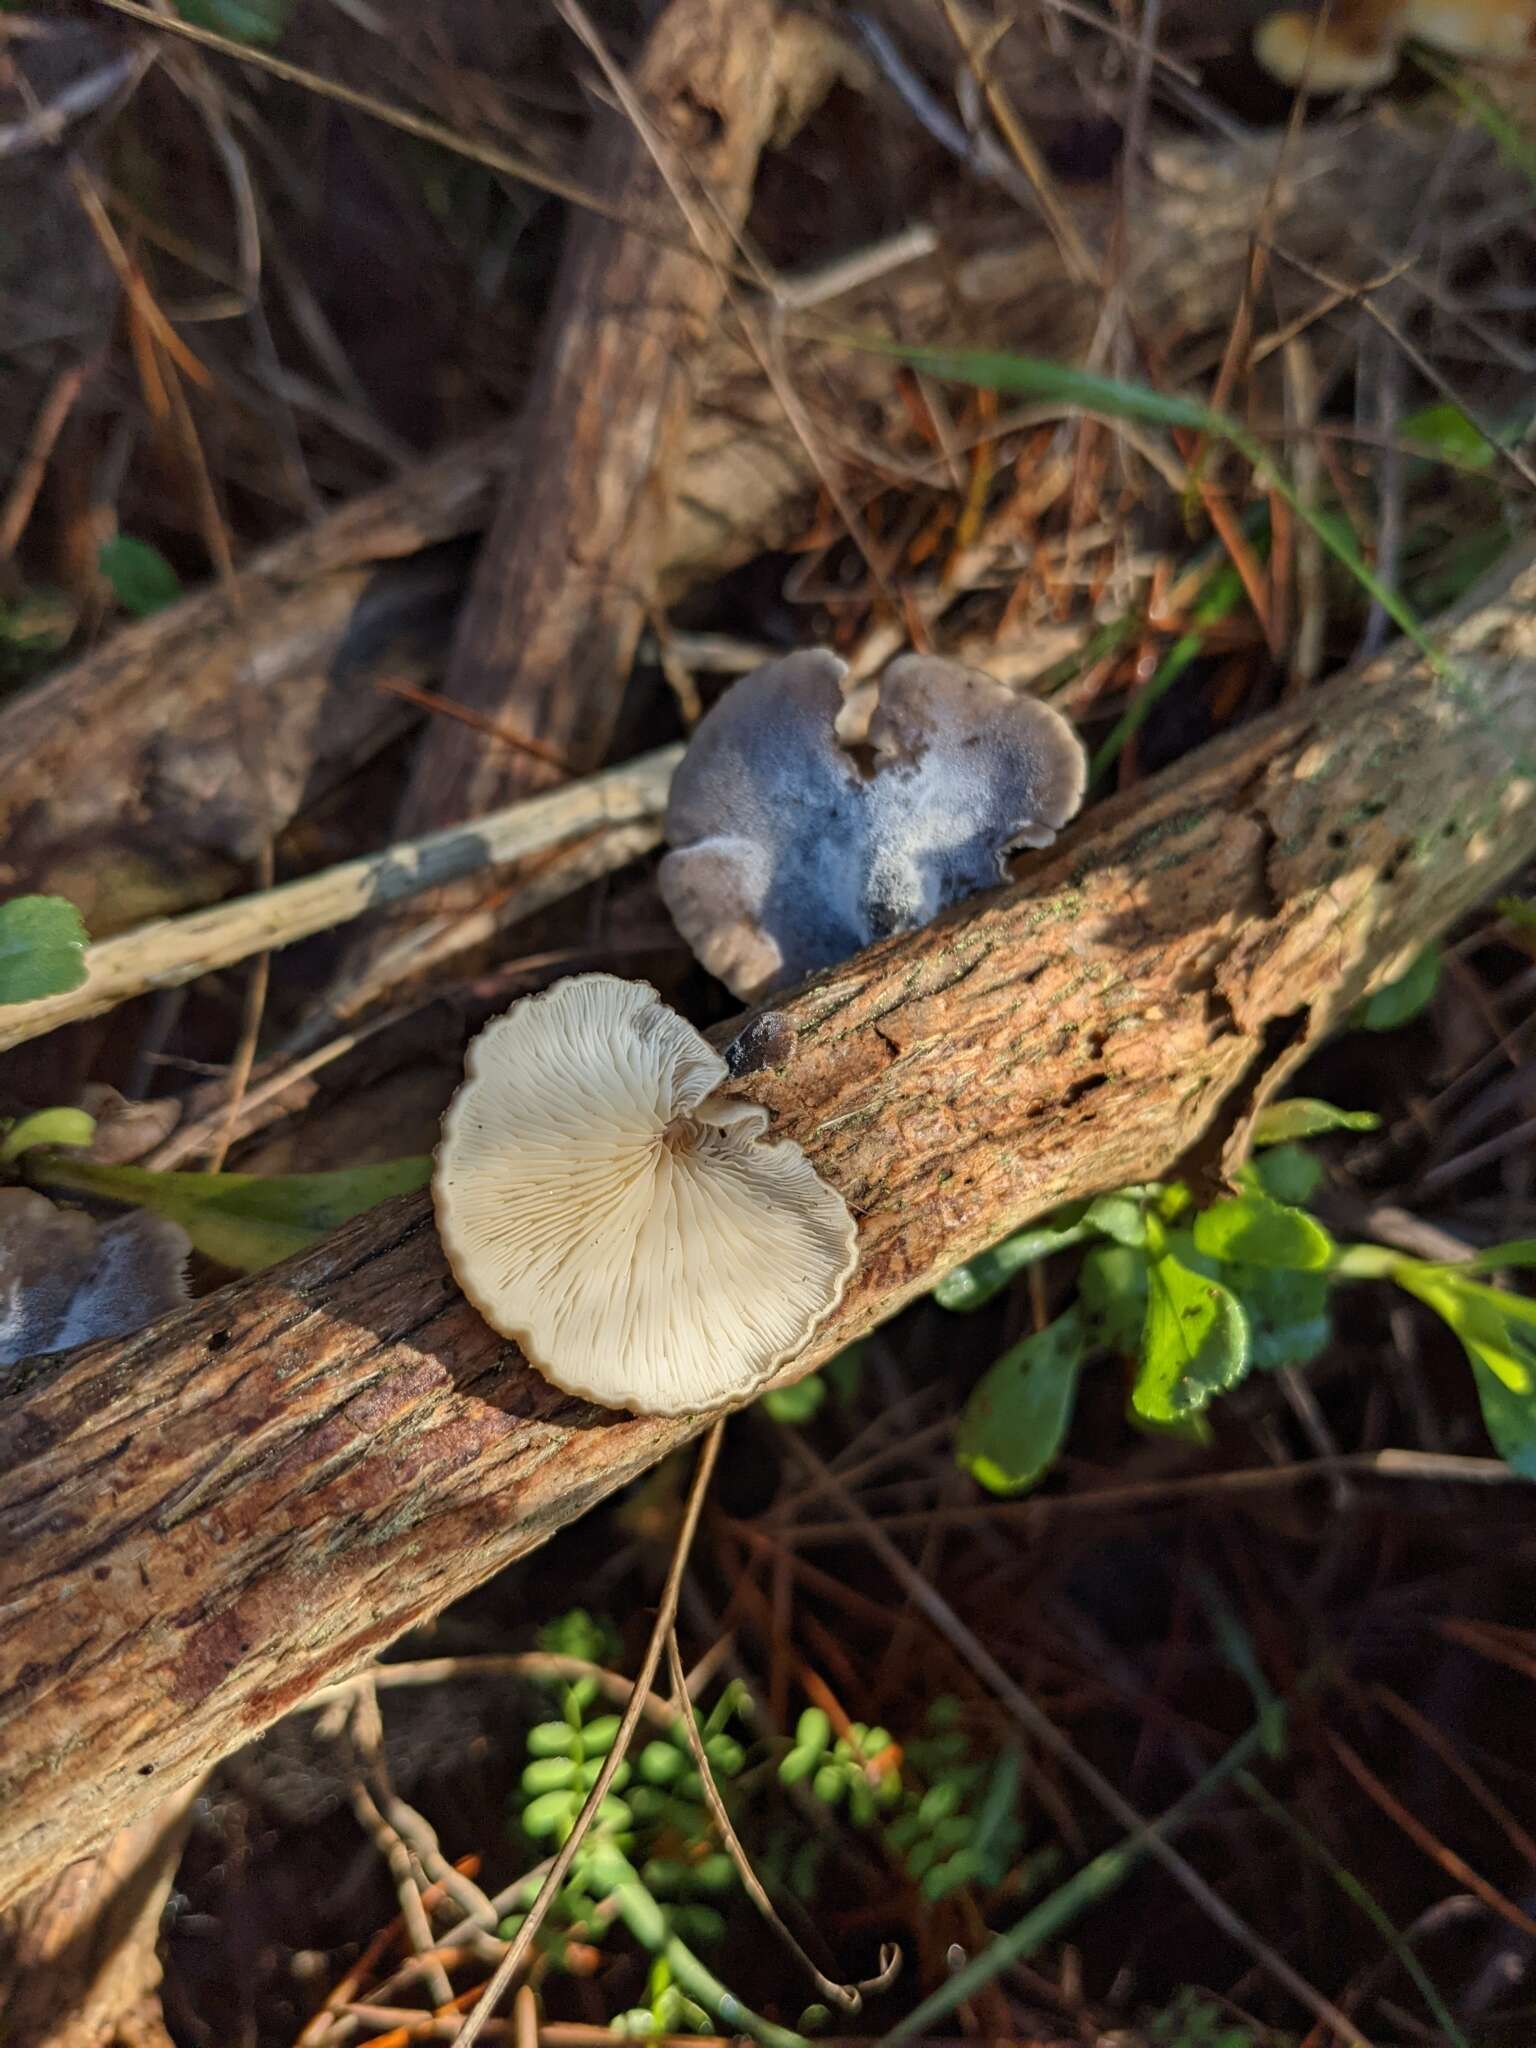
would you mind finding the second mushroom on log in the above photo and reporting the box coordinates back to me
[657,650,1088,1001]
[433,654,1087,1417]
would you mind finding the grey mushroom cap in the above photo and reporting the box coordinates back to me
[659,649,1087,999]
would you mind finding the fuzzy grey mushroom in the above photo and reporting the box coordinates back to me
[658,649,1086,999]
[432,974,857,1416]
[0,1189,190,1371]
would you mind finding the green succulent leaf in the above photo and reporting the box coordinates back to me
[23,1153,431,1271]
[956,1307,1087,1495]
[0,894,89,1005]
[1192,1189,1334,1272]
[1134,1251,1250,1421]
[1251,1098,1379,1146]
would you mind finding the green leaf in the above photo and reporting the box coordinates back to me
[24,1154,432,1271]
[1251,1143,1324,1207]
[1399,401,1499,471]
[1079,1242,1148,1352]
[761,1373,827,1425]
[1221,1263,1333,1373]
[1251,1099,1379,1146]
[0,894,89,1004]
[174,0,297,46]
[1134,1252,1250,1422]
[1081,1191,1148,1247]
[956,1307,1087,1495]
[1439,1240,1536,1276]
[1399,1268,1536,1394]
[934,1212,1092,1311]
[1398,1266,1536,1481]
[1497,895,1536,933]
[1192,1190,1334,1272]
[1354,943,1441,1031]
[97,536,181,618]
[1468,1355,1536,1480]
[0,1106,96,1163]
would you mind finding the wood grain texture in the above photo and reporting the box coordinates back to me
[391,0,842,834]
[3,542,1535,1902]
[0,118,1452,934]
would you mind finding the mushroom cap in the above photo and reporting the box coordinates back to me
[1253,10,1401,89]
[659,648,1086,999]
[0,1189,189,1370]
[432,974,857,1416]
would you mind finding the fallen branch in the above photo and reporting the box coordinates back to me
[0,746,679,1054]
[2,541,1534,1899]
[0,118,1457,933]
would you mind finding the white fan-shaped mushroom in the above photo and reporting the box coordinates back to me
[432,975,857,1415]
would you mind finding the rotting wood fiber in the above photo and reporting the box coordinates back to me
[2,540,1535,1900]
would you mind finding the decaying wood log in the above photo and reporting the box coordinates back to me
[0,1786,199,2048]
[0,117,1467,935]
[394,0,844,835]
[3,541,1535,1900]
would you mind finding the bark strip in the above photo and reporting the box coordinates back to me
[2,542,1534,1901]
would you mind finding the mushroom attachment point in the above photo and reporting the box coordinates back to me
[432,975,858,1416]
[659,648,1087,1000]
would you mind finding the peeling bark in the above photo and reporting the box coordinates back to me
[3,541,1535,1901]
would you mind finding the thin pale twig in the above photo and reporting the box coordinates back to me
[455,1422,725,2048]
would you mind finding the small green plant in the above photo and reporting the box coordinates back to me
[780,1697,1035,1905]
[942,1093,1536,1493]
[1147,1988,1283,2047]
[504,1615,750,2034]
[0,895,89,1005]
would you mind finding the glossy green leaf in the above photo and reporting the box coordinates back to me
[1134,1252,1250,1421]
[0,1107,95,1163]
[956,1307,1087,1495]
[1354,943,1441,1032]
[0,894,89,1004]
[934,1211,1091,1311]
[97,536,181,618]
[1192,1189,1334,1272]
[25,1153,431,1271]
[1251,1098,1379,1146]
